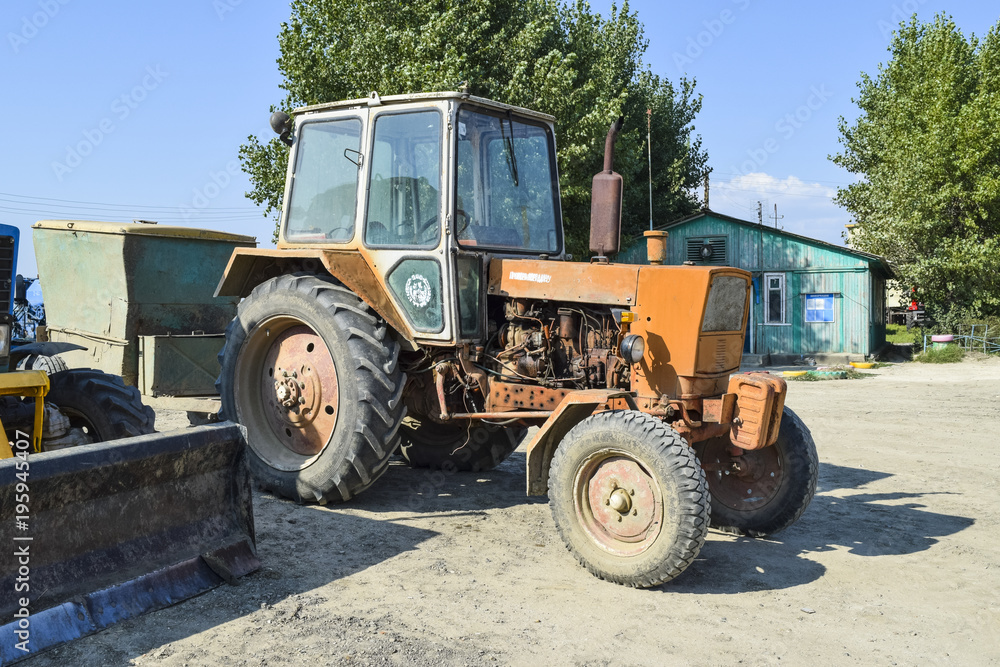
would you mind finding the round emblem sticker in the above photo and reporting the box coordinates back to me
[405,274,432,308]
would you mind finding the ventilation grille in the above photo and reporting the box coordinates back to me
[686,237,727,265]
[0,236,13,314]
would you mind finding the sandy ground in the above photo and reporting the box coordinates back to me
[23,356,1000,666]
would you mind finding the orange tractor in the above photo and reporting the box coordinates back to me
[215,92,817,587]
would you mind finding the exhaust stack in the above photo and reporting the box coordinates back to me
[589,117,625,259]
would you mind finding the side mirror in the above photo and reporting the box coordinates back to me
[270,111,294,146]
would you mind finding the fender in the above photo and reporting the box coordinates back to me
[11,341,87,357]
[525,389,638,496]
[215,248,415,345]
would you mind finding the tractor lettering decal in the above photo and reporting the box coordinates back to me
[508,271,552,284]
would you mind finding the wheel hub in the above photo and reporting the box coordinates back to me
[608,488,633,514]
[578,455,663,555]
[702,438,782,511]
[258,325,339,457]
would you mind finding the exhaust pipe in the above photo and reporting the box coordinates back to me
[589,117,625,259]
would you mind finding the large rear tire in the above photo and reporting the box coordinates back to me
[218,274,405,504]
[399,418,526,471]
[45,368,156,441]
[697,406,818,537]
[548,410,710,588]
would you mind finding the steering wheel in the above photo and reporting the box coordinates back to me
[416,215,439,244]
[455,209,470,236]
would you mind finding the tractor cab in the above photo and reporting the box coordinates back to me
[273,91,564,346]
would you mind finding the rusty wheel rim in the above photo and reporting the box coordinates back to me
[235,317,340,470]
[574,451,664,557]
[703,438,782,511]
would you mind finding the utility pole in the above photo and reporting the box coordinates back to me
[757,201,763,225]
[703,174,710,210]
[770,204,784,229]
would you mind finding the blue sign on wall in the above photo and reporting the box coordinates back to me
[806,293,835,322]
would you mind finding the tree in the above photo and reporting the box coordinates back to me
[240,0,709,256]
[832,14,1000,324]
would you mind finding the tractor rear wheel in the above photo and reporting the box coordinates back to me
[45,368,156,442]
[218,274,405,504]
[697,406,818,537]
[548,410,710,588]
[399,418,526,471]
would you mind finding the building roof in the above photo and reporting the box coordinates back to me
[656,209,894,278]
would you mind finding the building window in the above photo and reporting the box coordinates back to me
[764,273,785,324]
[806,293,836,323]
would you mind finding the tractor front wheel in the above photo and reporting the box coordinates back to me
[548,410,710,588]
[697,406,818,537]
[218,274,405,504]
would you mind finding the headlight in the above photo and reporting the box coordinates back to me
[620,334,645,364]
[0,323,10,358]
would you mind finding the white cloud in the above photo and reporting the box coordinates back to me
[710,172,851,246]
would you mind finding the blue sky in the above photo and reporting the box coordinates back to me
[1,0,997,278]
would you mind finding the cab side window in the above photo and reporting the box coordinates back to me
[285,118,362,242]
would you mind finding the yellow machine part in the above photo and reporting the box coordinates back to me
[0,370,49,459]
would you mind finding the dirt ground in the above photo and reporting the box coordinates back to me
[24,356,1000,666]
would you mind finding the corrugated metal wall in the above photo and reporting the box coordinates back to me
[620,214,889,355]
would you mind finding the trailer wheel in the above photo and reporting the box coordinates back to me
[399,418,526,471]
[218,274,405,504]
[548,410,710,588]
[698,406,818,537]
[17,354,69,375]
[45,368,156,442]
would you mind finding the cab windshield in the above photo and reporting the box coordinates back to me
[455,107,561,253]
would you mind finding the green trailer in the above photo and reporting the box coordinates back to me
[31,220,256,418]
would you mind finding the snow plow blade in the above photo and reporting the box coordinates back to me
[0,423,258,664]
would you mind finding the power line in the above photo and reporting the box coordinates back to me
[0,206,265,223]
[711,171,854,187]
[0,191,259,214]
[713,183,837,200]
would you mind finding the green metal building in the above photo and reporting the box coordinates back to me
[619,210,893,359]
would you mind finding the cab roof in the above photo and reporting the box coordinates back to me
[294,91,556,124]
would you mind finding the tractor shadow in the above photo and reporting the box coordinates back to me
[669,462,975,594]
[349,451,546,516]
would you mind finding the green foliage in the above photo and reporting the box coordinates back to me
[913,344,965,363]
[831,14,1000,322]
[886,323,921,345]
[240,0,710,252]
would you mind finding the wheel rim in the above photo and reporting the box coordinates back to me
[702,438,783,511]
[574,451,664,557]
[60,408,100,444]
[235,317,340,470]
